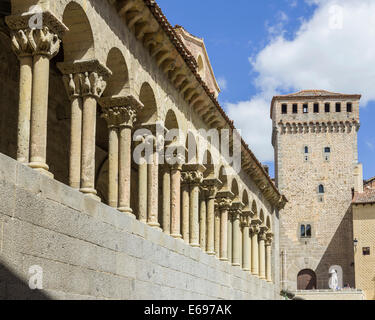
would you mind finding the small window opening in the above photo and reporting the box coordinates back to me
[303,104,308,113]
[282,104,287,114]
[363,247,370,256]
[319,184,325,194]
[293,104,298,114]
[336,103,341,112]
[325,103,330,113]
[314,103,319,113]
[347,103,353,113]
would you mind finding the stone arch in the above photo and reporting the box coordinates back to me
[266,216,271,231]
[164,109,180,131]
[259,209,265,224]
[203,150,215,178]
[197,55,204,77]
[185,130,198,164]
[329,265,343,289]
[251,200,258,217]
[218,166,228,190]
[103,47,129,97]
[231,178,239,201]
[297,269,317,290]
[138,82,157,125]
[242,190,250,210]
[62,1,95,62]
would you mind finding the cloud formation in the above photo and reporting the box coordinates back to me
[226,0,375,162]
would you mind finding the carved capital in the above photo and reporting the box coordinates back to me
[202,178,222,199]
[218,197,232,211]
[10,29,33,58]
[250,224,260,235]
[101,106,137,129]
[180,170,204,186]
[62,73,83,100]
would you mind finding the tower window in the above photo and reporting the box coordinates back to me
[325,103,330,113]
[305,146,309,154]
[363,247,370,256]
[301,224,312,238]
[336,103,341,112]
[303,104,308,113]
[319,184,325,194]
[347,102,353,112]
[304,146,309,161]
[324,147,331,161]
[314,103,319,113]
[293,104,298,114]
[282,104,287,114]
[324,147,331,153]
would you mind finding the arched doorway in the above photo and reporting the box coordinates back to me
[297,269,317,290]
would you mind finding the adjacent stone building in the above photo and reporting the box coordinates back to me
[352,173,375,300]
[0,0,286,299]
[271,90,361,291]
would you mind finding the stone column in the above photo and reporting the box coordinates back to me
[170,163,182,239]
[227,211,233,263]
[138,154,148,223]
[199,189,207,251]
[100,96,141,213]
[10,29,33,164]
[6,13,68,176]
[266,232,274,283]
[162,164,171,234]
[231,203,242,267]
[218,197,232,261]
[214,204,221,258]
[258,227,267,280]
[189,169,204,248]
[203,179,221,255]
[241,213,251,272]
[251,223,260,276]
[181,172,190,244]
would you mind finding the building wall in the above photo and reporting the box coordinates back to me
[273,97,358,290]
[0,153,279,300]
[353,203,375,300]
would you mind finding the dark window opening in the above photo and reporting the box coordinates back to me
[319,184,325,194]
[336,103,341,112]
[293,104,298,114]
[324,147,331,153]
[282,104,287,114]
[306,225,312,237]
[303,104,308,113]
[314,103,319,113]
[301,225,306,238]
[305,146,309,154]
[301,224,312,238]
[347,102,353,112]
[325,103,330,113]
[363,247,370,256]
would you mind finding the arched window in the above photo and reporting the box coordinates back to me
[306,224,312,237]
[300,225,306,238]
[301,224,312,238]
[297,269,317,290]
[319,184,325,194]
[304,146,309,154]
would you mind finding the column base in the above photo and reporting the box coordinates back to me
[267,280,273,283]
[80,188,101,202]
[252,271,259,276]
[243,268,251,272]
[190,243,200,248]
[171,234,183,239]
[232,263,241,267]
[147,222,161,229]
[219,258,228,262]
[29,162,54,179]
[206,251,216,256]
[260,276,266,280]
[118,207,134,216]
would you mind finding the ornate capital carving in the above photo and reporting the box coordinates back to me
[101,106,137,129]
[180,170,204,186]
[218,197,232,211]
[10,29,33,58]
[266,232,274,246]
[250,224,260,235]
[62,73,83,100]
[202,178,222,200]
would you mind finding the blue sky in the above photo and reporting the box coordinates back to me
[157,0,375,180]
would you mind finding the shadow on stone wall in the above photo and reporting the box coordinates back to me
[315,207,355,289]
[0,263,50,300]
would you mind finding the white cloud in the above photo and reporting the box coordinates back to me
[366,141,374,152]
[226,0,375,162]
[217,76,227,90]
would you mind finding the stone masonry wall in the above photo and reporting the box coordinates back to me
[0,152,278,300]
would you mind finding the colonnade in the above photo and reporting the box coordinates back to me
[6,12,274,283]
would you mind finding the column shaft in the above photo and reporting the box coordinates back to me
[206,197,215,255]
[138,158,148,222]
[118,125,133,214]
[162,166,171,234]
[80,95,98,198]
[182,184,190,244]
[220,208,228,261]
[108,126,119,207]
[17,56,32,164]
[266,244,272,282]
[147,150,160,228]
[232,214,241,267]
[170,167,182,239]
[189,184,200,247]
[259,237,266,279]
[242,226,250,271]
[214,210,220,258]
[227,216,232,263]
[251,231,259,275]
[199,196,207,251]
[29,55,51,175]
[69,96,83,189]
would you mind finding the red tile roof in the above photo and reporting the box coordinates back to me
[353,187,375,204]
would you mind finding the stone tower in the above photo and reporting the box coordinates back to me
[271,90,361,291]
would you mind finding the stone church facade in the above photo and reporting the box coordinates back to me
[272,90,361,291]
[0,0,287,299]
